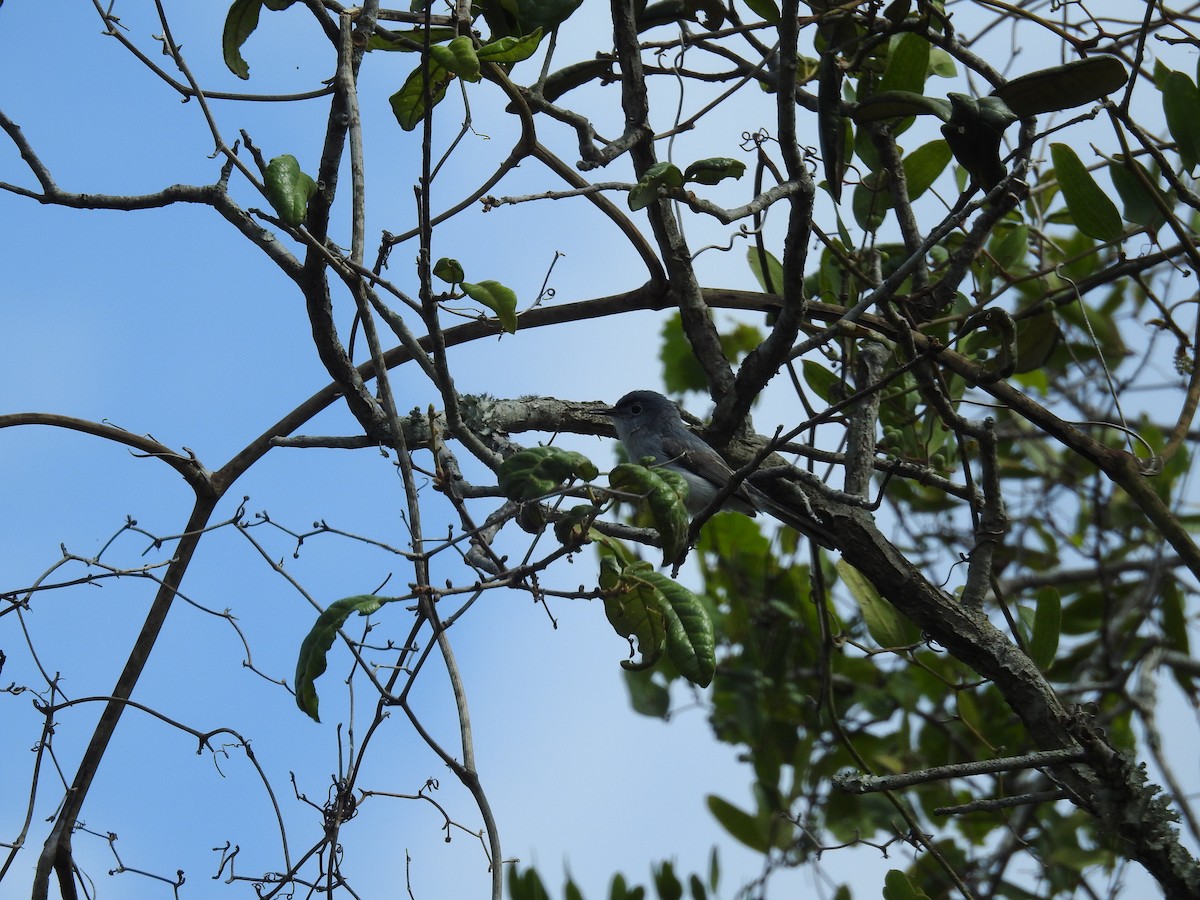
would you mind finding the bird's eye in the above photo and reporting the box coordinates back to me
[630,403,642,415]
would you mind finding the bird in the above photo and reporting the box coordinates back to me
[605,390,836,549]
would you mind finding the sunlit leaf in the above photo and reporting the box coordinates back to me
[389,58,454,130]
[433,256,465,283]
[902,139,953,200]
[609,463,689,563]
[462,279,519,333]
[683,157,746,185]
[295,594,384,721]
[222,0,263,80]
[477,28,544,63]
[837,560,916,647]
[263,154,317,227]
[498,446,599,501]
[430,35,481,82]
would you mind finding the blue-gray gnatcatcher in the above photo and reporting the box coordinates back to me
[605,390,835,549]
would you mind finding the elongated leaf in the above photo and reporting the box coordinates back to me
[743,0,780,22]
[389,58,454,131]
[1050,143,1123,242]
[263,154,317,227]
[837,560,916,647]
[609,463,689,562]
[878,32,931,96]
[222,0,263,80]
[477,28,544,63]
[1108,156,1168,231]
[1028,587,1061,671]
[994,56,1128,118]
[683,157,746,185]
[462,279,518,333]
[852,90,952,123]
[902,139,952,200]
[747,246,784,294]
[707,795,770,853]
[1162,70,1200,172]
[639,570,715,686]
[295,594,384,721]
[498,446,598,501]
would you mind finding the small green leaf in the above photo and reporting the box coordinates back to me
[498,446,598,501]
[1108,156,1168,231]
[902,139,953,200]
[461,279,518,333]
[1028,587,1061,671]
[837,560,916,647]
[609,463,689,563]
[628,162,684,210]
[654,862,684,900]
[430,35,481,82]
[389,58,454,130]
[1050,143,1124,242]
[263,154,317,227]
[552,504,598,549]
[433,257,464,283]
[802,359,840,404]
[295,594,385,721]
[477,28,544,63]
[1161,70,1200,172]
[683,157,747,185]
[742,0,780,22]
[878,32,931,96]
[622,668,671,718]
[747,246,784,294]
[707,795,770,853]
[882,869,930,900]
[222,0,263,80]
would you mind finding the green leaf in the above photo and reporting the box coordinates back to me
[882,869,930,900]
[851,90,952,123]
[603,562,668,672]
[747,246,784,294]
[1161,70,1200,172]
[878,32,931,96]
[902,139,953,200]
[477,28,544,63]
[837,560,916,647]
[222,0,263,80]
[653,862,683,900]
[1108,155,1168,231]
[1028,587,1061,671]
[433,257,465,283]
[993,56,1128,118]
[498,446,599,501]
[389,58,454,131]
[1049,143,1123,242]
[802,359,840,404]
[295,594,384,721]
[639,570,715,686]
[706,795,769,853]
[609,463,690,563]
[263,154,317,227]
[462,280,519,333]
[683,157,747,185]
[622,668,671,718]
[742,0,780,23]
[430,35,481,82]
[629,162,684,210]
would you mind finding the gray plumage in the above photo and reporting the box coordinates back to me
[605,390,835,549]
